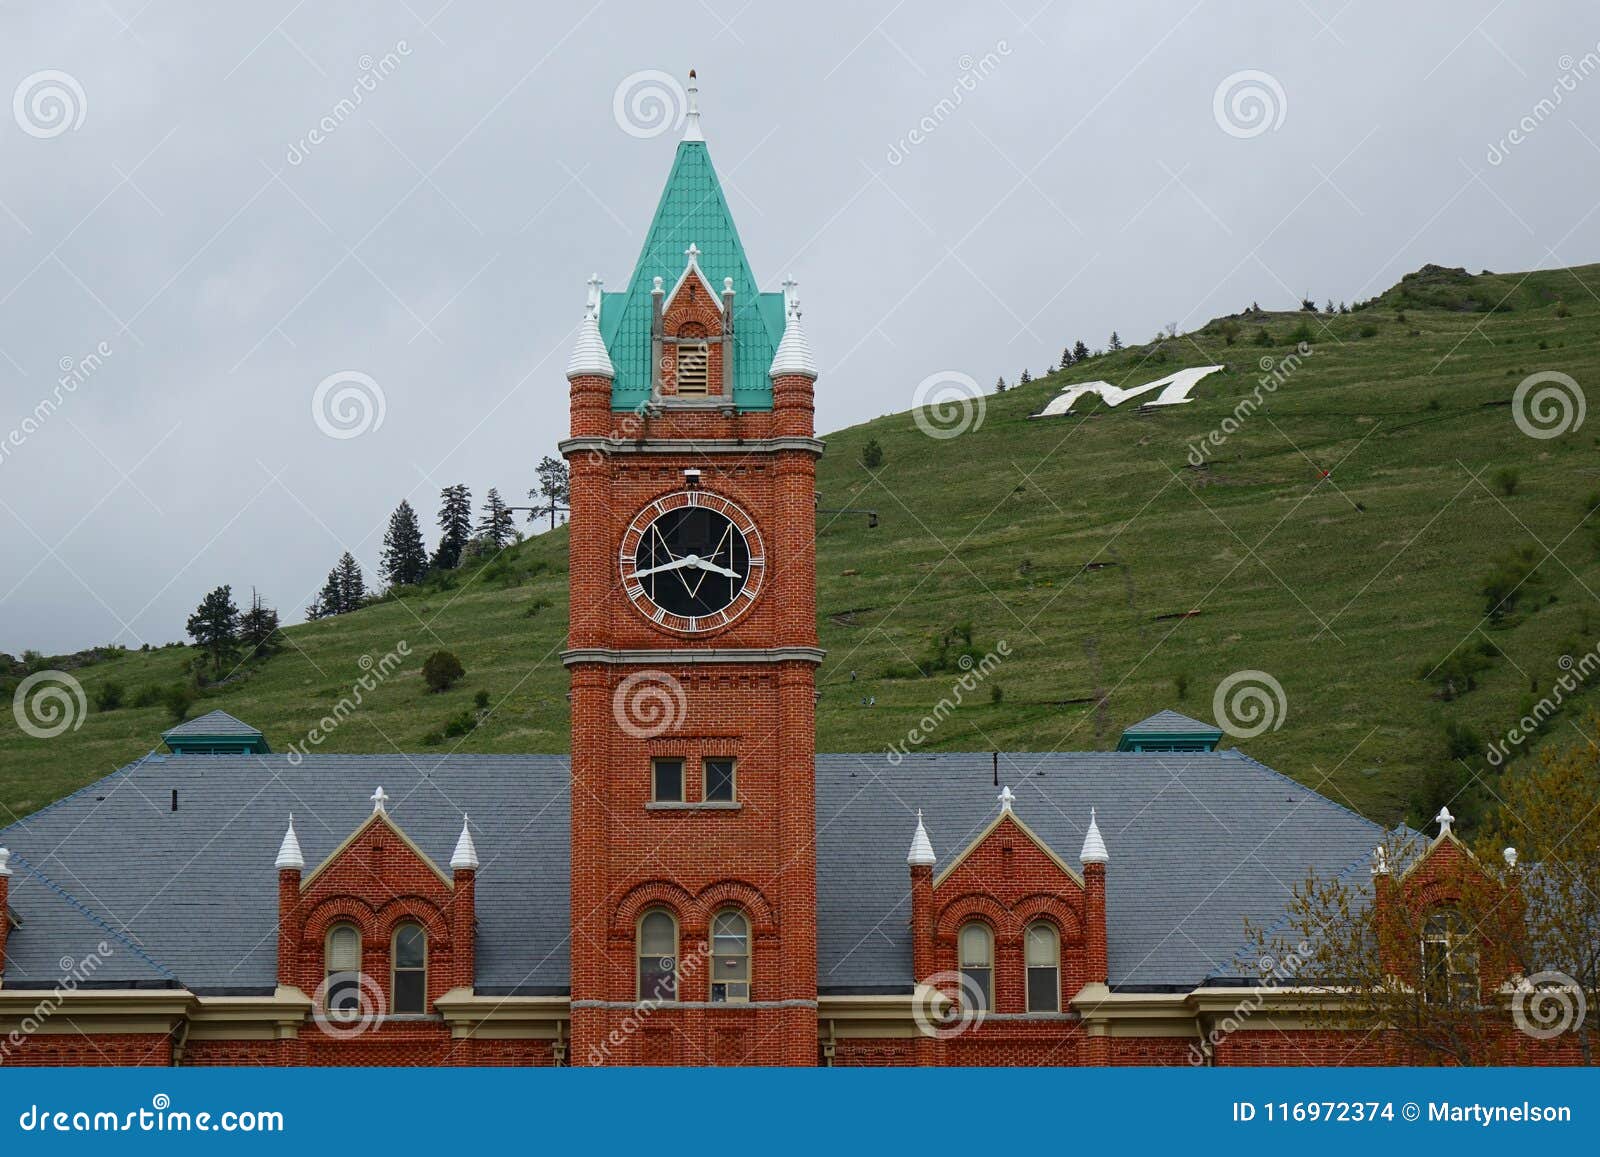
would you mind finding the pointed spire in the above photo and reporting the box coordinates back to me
[683,68,703,142]
[567,274,615,380]
[275,816,304,871]
[1370,844,1389,876]
[769,276,818,379]
[451,815,479,872]
[997,785,1016,813]
[1080,808,1109,864]
[370,786,390,815]
[907,809,935,867]
[1434,806,1454,839]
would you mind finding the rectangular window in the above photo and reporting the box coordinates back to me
[652,758,684,802]
[675,343,709,395]
[704,758,736,802]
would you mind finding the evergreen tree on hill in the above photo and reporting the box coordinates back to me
[433,484,473,570]
[381,500,429,587]
[477,488,516,550]
[1108,331,1123,351]
[239,591,283,656]
[531,456,570,531]
[336,552,365,612]
[1073,340,1090,362]
[186,585,240,677]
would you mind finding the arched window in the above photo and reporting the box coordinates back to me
[1025,921,1060,1012]
[958,921,993,1012]
[710,910,750,1003]
[638,909,678,1002]
[1421,906,1477,1005]
[391,922,427,1014]
[324,923,361,1017]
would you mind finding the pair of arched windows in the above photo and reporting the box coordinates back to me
[636,909,750,1003]
[323,922,427,1017]
[957,920,1061,1013]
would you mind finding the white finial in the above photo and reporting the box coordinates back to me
[567,275,615,380]
[1503,846,1518,869]
[998,785,1015,813]
[683,68,703,142]
[1079,807,1109,864]
[907,809,935,867]
[769,276,818,380]
[1434,806,1454,838]
[723,276,734,296]
[451,815,480,872]
[275,815,304,871]
[685,242,701,269]
[1371,844,1389,876]
[371,786,390,815]
[652,275,664,296]
[0,847,12,877]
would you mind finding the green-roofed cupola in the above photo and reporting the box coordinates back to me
[1116,709,1223,752]
[162,710,270,755]
[598,71,787,413]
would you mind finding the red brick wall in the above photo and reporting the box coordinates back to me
[2,1032,171,1066]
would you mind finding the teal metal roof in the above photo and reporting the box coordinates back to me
[162,710,270,754]
[601,139,781,412]
[1116,709,1222,752]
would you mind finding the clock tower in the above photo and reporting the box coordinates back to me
[559,73,823,1066]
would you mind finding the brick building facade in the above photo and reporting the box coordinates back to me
[0,76,1586,1068]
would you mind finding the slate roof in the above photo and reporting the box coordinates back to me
[1121,709,1221,736]
[0,749,1383,994]
[162,710,263,740]
[600,138,784,413]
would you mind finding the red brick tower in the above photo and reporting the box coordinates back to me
[560,73,823,1066]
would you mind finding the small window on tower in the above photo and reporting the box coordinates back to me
[704,758,736,802]
[675,342,709,395]
[652,758,684,802]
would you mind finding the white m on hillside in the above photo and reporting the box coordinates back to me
[1030,365,1225,418]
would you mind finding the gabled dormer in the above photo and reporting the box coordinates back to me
[1116,709,1222,752]
[163,710,270,754]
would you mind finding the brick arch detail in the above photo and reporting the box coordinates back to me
[374,896,448,940]
[1012,895,1085,943]
[611,879,702,935]
[695,879,776,933]
[936,894,1018,941]
[303,898,378,943]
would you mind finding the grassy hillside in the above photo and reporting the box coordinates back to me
[4,263,1599,830]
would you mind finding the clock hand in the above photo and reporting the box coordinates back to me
[633,555,697,580]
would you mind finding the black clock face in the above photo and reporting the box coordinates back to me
[619,492,765,633]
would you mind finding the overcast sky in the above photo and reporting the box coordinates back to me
[1,1,1597,653]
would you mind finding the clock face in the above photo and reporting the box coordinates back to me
[619,491,766,633]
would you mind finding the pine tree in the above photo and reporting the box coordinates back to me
[186,585,240,677]
[994,375,1007,393]
[433,484,473,570]
[531,456,570,531]
[1108,331,1123,352]
[477,488,516,550]
[381,500,429,587]
[1060,346,1073,369]
[1019,368,1032,385]
[239,590,283,656]
[336,552,365,613]
[1072,340,1090,363]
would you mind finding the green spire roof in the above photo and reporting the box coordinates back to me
[600,139,784,412]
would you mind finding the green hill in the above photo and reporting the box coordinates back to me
[5,263,1598,831]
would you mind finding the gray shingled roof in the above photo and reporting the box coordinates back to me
[1122,709,1222,735]
[162,710,263,739]
[0,749,1382,994]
